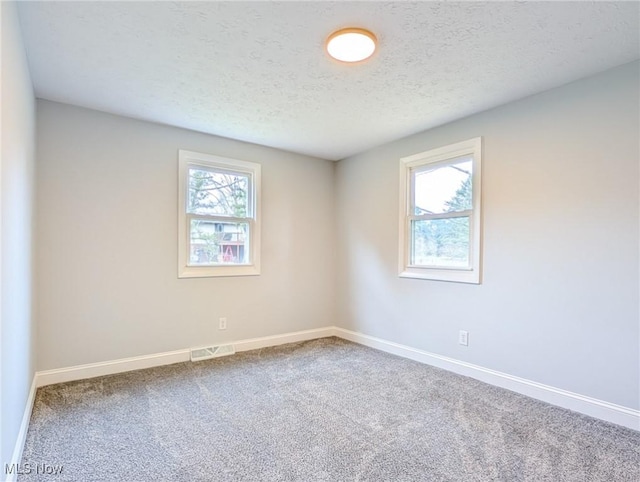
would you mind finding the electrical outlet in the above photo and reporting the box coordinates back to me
[459,330,469,346]
[219,317,227,330]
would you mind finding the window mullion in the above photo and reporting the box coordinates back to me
[409,210,472,222]
[187,213,251,224]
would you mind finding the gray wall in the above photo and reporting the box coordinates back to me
[35,101,335,370]
[335,61,640,410]
[1,1,36,469]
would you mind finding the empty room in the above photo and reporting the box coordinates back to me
[1,1,639,481]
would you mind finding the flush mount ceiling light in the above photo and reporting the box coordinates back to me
[326,28,377,63]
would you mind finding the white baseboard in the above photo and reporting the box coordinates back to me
[234,327,336,352]
[6,376,37,482]
[36,348,191,387]
[29,325,639,433]
[36,327,336,388]
[334,327,640,431]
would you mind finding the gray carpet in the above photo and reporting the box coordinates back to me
[19,337,640,481]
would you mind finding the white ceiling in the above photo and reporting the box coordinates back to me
[17,1,640,161]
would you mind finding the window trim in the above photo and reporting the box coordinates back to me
[398,137,482,284]
[178,150,261,278]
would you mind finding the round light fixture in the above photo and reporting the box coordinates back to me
[326,28,377,63]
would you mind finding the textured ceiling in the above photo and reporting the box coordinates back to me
[17,1,640,161]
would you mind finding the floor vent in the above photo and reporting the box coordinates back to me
[190,344,236,362]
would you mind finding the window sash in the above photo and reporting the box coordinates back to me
[406,213,473,270]
[185,162,256,267]
[186,215,254,267]
[409,157,472,216]
[406,159,475,270]
[186,165,254,218]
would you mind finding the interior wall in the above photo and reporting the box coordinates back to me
[0,1,36,469]
[35,100,335,371]
[335,61,640,410]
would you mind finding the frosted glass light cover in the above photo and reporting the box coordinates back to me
[327,28,377,62]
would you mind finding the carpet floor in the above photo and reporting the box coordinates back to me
[19,337,640,481]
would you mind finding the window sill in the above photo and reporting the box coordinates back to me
[179,264,260,279]
[399,267,480,284]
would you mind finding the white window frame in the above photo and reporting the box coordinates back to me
[178,150,261,278]
[398,137,482,284]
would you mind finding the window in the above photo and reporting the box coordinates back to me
[178,150,261,278]
[398,137,482,284]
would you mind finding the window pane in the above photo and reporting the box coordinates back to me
[414,159,472,215]
[411,217,470,268]
[189,220,249,265]
[188,168,249,217]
